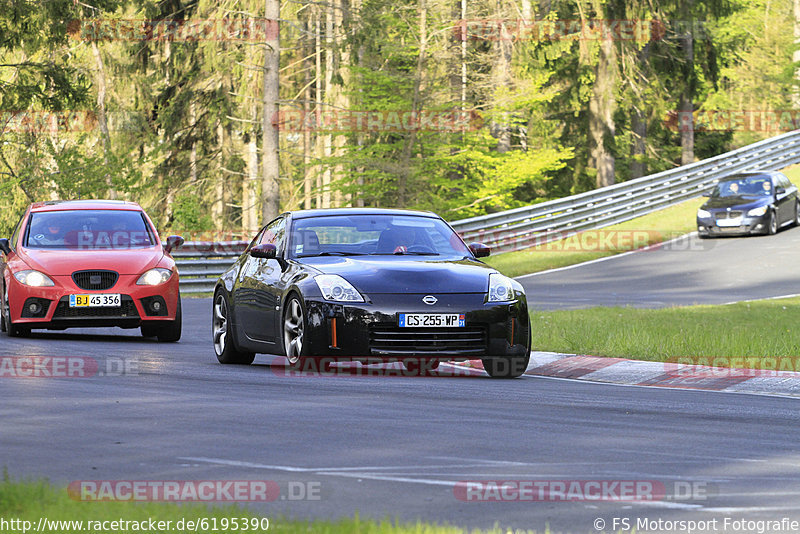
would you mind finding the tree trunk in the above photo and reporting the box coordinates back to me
[630,44,650,179]
[491,0,513,154]
[91,41,115,199]
[680,0,695,165]
[213,121,225,229]
[303,12,313,210]
[332,0,350,207]
[245,136,259,233]
[586,4,617,188]
[794,0,800,107]
[398,0,427,206]
[261,0,281,223]
[315,9,324,209]
[321,0,334,208]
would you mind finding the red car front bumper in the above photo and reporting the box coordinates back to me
[6,273,180,330]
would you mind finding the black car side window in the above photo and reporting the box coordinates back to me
[258,217,287,253]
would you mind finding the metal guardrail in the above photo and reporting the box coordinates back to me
[449,129,800,253]
[174,130,800,291]
[174,241,247,294]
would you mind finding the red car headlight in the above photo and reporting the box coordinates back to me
[136,268,173,286]
[13,270,55,287]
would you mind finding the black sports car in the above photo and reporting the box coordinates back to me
[212,208,531,378]
[696,171,800,237]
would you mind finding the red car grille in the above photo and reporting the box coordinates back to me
[72,270,118,290]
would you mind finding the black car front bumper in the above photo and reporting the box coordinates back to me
[697,213,769,236]
[302,292,529,362]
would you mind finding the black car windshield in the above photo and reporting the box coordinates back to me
[712,176,774,198]
[25,210,156,249]
[289,214,471,258]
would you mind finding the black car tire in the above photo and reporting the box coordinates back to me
[140,324,158,337]
[283,294,310,369]
[156,298,182,342]
[213,291,255,364]
[482,318,531,379]
[0,285,6,333]
[768,210,778,235]
[795,202,800,226]
[2,284,28,337]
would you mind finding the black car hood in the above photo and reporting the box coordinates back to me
[702,195,770,210]
[300,256,494,294]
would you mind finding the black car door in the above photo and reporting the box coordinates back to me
[776,174,797,225]
[238,216,287,346]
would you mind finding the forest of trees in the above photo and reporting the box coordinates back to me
[0,0,796,238]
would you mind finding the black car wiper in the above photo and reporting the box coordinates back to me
[370,251,440,256]
[298,251,367,257]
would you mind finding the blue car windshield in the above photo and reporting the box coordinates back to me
[25,210,156,249]
[712,177,773,198]
[289,215,471,258]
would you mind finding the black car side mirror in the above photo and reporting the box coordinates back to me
[0,238,10,255]
[469,242,491,258]
[250,243,277,259]
[164,235,184,254]
[702,190,712,197]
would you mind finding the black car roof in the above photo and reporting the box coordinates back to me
[286,208,439,220]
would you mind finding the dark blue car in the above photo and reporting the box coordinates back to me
[696,171,800,237]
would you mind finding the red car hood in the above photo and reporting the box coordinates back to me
[18,247,164,276]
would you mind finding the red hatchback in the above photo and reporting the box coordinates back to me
[0,200,184,341]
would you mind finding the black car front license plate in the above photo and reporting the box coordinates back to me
[398,313,465,328]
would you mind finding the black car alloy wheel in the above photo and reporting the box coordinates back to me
[213,291,254,364]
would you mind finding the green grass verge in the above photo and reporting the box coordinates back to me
[483,197,704,278]
[530,297,800,363]
[0,476,539,534]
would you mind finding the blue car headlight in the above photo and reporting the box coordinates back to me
[697,209,711,219]
[747,206,767,217]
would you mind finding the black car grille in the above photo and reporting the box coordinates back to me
[715,211,743,220]
[52,295,138,319]
[72,270,118,290]
[369,324,487,356]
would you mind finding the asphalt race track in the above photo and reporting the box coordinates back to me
[520,229,800,310]
[3,231,800,532]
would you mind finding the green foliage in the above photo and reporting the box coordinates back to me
[0,0,795,238]
[171,193,214,233]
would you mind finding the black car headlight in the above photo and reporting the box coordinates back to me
[487,273,515,302]
[314,275,364,302]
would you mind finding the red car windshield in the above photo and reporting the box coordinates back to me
[25,210,156,250]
